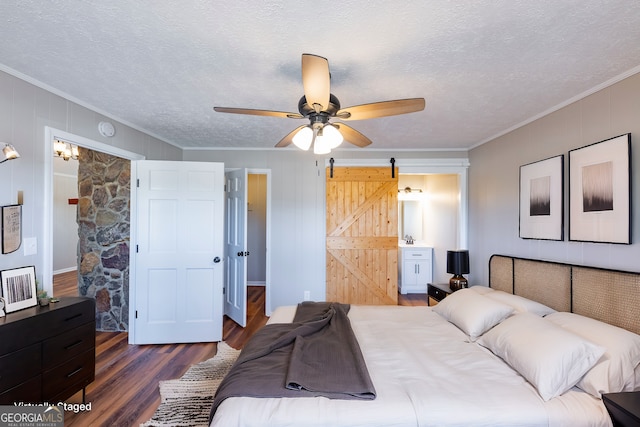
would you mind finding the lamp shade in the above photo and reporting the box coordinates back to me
[1,143,20,163]
[446,250,469,275]
[292,126,313,150]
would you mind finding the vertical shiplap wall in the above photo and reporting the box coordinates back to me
[469,71,640,284]
[0,70,180,284]
[183,149,468,310]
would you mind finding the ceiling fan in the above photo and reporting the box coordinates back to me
[214,54,425,154]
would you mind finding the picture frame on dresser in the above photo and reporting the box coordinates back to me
[0,265,37,313]
[519,155,564,240]
[569,133,631,244]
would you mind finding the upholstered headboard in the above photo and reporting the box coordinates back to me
[489,254,640,335]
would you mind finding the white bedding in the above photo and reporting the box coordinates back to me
[211,305,612,427]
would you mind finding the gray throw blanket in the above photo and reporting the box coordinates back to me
[209,302,376,421]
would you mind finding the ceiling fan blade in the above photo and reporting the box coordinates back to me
[334,123,372,147]
[275,125,307,147]
[336,98,425,121]
[214,107,303,119]
[301,54,330,113]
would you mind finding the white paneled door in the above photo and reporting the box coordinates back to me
[134,161,225,344]
[224,168,248,327]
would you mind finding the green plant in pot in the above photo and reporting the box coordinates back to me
[37,287,51,307]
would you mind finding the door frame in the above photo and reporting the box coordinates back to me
[248,168,272,316]
[323,157,469,246]
[44,127,144,342]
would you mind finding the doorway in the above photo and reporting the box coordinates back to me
[44,127,144,336]
[398,173,461,283]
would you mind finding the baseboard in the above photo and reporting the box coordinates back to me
[247,281,266,287]
[53,266,78,275]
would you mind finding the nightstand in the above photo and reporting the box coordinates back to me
[603,392,640,427]
[427,283,452,306]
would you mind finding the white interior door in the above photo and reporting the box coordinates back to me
[224,168,248,327]
[134,160,225,344]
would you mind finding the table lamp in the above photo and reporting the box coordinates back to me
[447,250,469,291]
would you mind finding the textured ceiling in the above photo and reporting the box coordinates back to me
[1,1,640,151]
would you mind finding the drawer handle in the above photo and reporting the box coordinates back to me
[64,313,83,322]
[67,367,83,378]
[65,340,83,350]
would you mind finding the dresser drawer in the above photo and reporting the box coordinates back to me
[427,284,451,302]
[0,375,42,404]
[43,348,95,401]
[0,343,41,394]
[43,321,95,370]
[40,298,95,337]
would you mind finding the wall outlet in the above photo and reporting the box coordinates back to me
[303,290,311,301]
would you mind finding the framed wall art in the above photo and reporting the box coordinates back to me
[0,266,37,313]
[569,133,631,244]
[519,155,564,240]
[1,204,22,254]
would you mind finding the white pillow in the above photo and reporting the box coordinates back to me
[432,288,514,340]
[484,290,556,317]
[546,312,640,398]
[467,285,494,295]
[477,313,605,401]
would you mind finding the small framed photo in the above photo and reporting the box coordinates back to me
[2,204,22,254]
[0,266,37,313]
[519,155,564,240]
[569,134,631,244]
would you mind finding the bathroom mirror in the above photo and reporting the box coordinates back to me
[399,200,422,241]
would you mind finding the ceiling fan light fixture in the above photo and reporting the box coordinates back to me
[321,124,343,149]
[313,136,332,155]
[292,126,313,150]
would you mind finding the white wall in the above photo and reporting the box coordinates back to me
[247,173,267,284]
[469,71,640,284]
[0,69,181,290]
[53,156,78,272]
[183,150,468,310]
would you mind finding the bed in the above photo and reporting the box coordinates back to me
[210,255,640,426]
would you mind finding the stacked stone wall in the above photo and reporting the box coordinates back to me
[77,148,130,331]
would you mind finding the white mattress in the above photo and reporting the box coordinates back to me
[211,305,612,427]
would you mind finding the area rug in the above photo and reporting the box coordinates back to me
[141,341,240,427]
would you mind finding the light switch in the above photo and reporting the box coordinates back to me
[23,237,37,256]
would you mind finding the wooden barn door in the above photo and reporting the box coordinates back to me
[326,167,398,304]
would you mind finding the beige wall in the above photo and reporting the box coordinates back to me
[469,72,640,284]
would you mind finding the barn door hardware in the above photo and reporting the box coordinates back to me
[390,158,396,178]
[329,157,335,178]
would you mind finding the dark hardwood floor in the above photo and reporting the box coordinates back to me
[53,271,427,426]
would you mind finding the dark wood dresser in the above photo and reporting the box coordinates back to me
[0,297,95,404]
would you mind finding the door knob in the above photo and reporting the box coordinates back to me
[237,251,243,257]
[213,257,221,263]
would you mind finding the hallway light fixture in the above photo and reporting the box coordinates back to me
[53,139,79,161]
[0,143,20,164]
